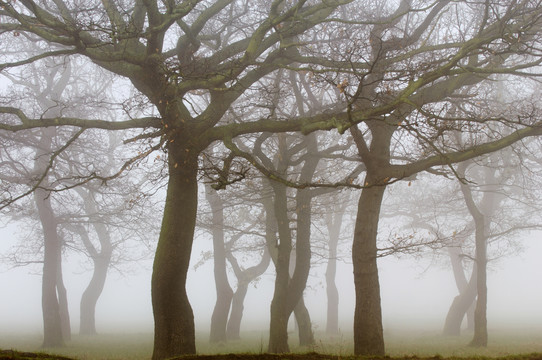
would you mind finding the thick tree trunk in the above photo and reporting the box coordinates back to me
[268,183,294,353]
[151,148,198,360]
[293,297,314,346]
[268,184,314,351]
[36,189,64,348]
[206,186,234,343]
[80,255,111,335]
[351,122,393,356]
[352,180,386,356]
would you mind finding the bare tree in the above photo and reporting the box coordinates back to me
[3,2,542,359]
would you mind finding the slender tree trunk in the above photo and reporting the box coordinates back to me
[352,180,386,356]
[151,147,198,360]
[443,269,477,336]
[325,265,339,335]
[36,189,64,348]
[76,191,114,335]
[443,247,477,336]
[294,297,314,346]
[80,255,111,335]
[56,264,71,341]
[324,201,346,335]
[458,163,489,347]
[226,280,249,340]
[226,248,270,340]
[469,228,488,347]
[206,185,234,343]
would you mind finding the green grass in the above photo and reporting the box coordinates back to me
[1,328,541,360]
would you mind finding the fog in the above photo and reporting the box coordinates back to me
[2,222,541,337]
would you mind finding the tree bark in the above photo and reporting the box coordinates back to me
[351,122,392,356]
[352,180,386,356]
[151,146,198,360]
[206,185,234,343]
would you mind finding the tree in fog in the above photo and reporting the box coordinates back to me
[198,179,271,342]
[387,144,542,343]
[322,190,352,335]
[223,69,362,351]
[322,1,542,354]
[457,150,542,347]
[3,1,542,358]
[0,57,160,342]
[0,58,83,346]
[0,2,350,357]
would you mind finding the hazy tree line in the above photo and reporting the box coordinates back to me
[2,1,542,360]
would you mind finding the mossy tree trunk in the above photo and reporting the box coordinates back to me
[352,179,386,356]
[151,142,199,360]
[351,122,394,356]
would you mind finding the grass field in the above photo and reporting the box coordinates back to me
[1,328,541,360]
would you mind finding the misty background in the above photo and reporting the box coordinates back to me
[2,219,541,337]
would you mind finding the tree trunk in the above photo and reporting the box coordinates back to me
[469,227,488,347]
[352,180,386,356]
[294,296,314,346]
[268,182,293,353]
[36,189,64,348]
[56,264,71,341]
[351,122,393,356]
[268,180,314,351]
[226,247,270,340]
[324,201,347,335]
[458,163,489,347]
[76,190,114,336]
[443,268,477,336]
[443,247,477,336]
[80,255,111,335]
[151,147,198,360]
[206,185,234,343]
[226,280,248,340]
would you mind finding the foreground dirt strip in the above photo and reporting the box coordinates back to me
[2,350,542,360]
